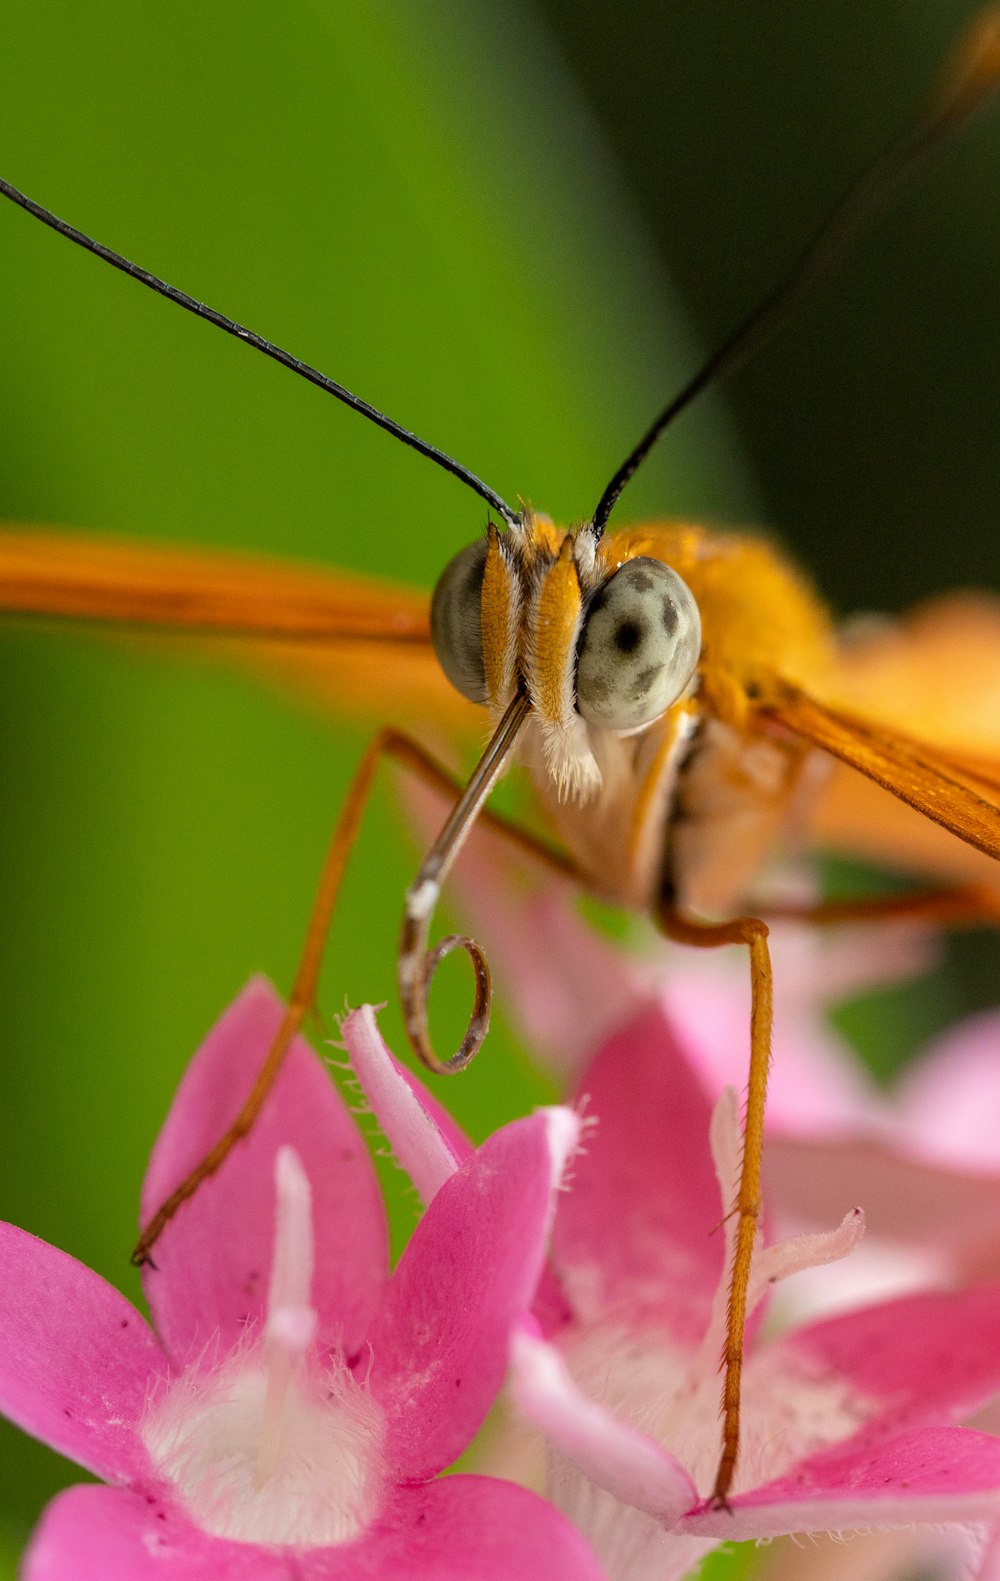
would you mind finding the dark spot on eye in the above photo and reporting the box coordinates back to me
[662,598,678,636]
[629,664,661,700]
[629,569,655,593]
[615,619,643,654]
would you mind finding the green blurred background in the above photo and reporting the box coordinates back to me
[0,1,997,1574]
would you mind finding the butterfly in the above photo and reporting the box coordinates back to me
[2,7,1000,1510]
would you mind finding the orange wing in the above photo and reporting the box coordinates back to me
[764,593,1000,885]
[0,527,477,738]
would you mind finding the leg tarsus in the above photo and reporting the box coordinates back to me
[764,881,1000,932]
[132,994,309,1265]
[658,905,772,1509]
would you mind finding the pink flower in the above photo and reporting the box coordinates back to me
[330,965,1000,1580]
[499,1005,1000,1580]
[0,980,607,1580]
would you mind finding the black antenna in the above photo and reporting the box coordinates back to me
[0,177,520,531]
[591,9,1000,540]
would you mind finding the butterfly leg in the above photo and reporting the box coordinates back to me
[657,881,1000,1506]
[764,882,1000,931]
[132,727,573,1266]
[657,905,773,1510]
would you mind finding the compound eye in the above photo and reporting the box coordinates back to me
[430,538,488,703]
[576,557,701,730]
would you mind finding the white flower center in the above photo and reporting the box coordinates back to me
[562,1313,869,1502]
[143,1147,385,1546]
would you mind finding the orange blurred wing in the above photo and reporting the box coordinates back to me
[0,527,477,737]
[761,595,1000,883]
[824,594,1000,753]
[762,684,1000,859]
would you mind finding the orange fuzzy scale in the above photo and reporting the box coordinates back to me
[481,524,519,710]
[530,537,584,728]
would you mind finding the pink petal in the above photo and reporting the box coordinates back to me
[341,1005,470,1205]
[765,1135,1000,1261]
[0,1224,163,1484]
[785,1283,1000,1430]
[370,1108,578,1480]
[683,1427,1000,1541]
[555,1004,722,1341]
[25,1484,295,1579]
[509,1322,696,1521]
[899,1010,1000,1171]
[339,1006,570,1334]
[25,1473,609,1581]
[142,979,386,1367]
[26,1472,609,1580]
[26,1476,608,1581]
[357,1477,610,1581]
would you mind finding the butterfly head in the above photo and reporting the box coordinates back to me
[431,511,702,800]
